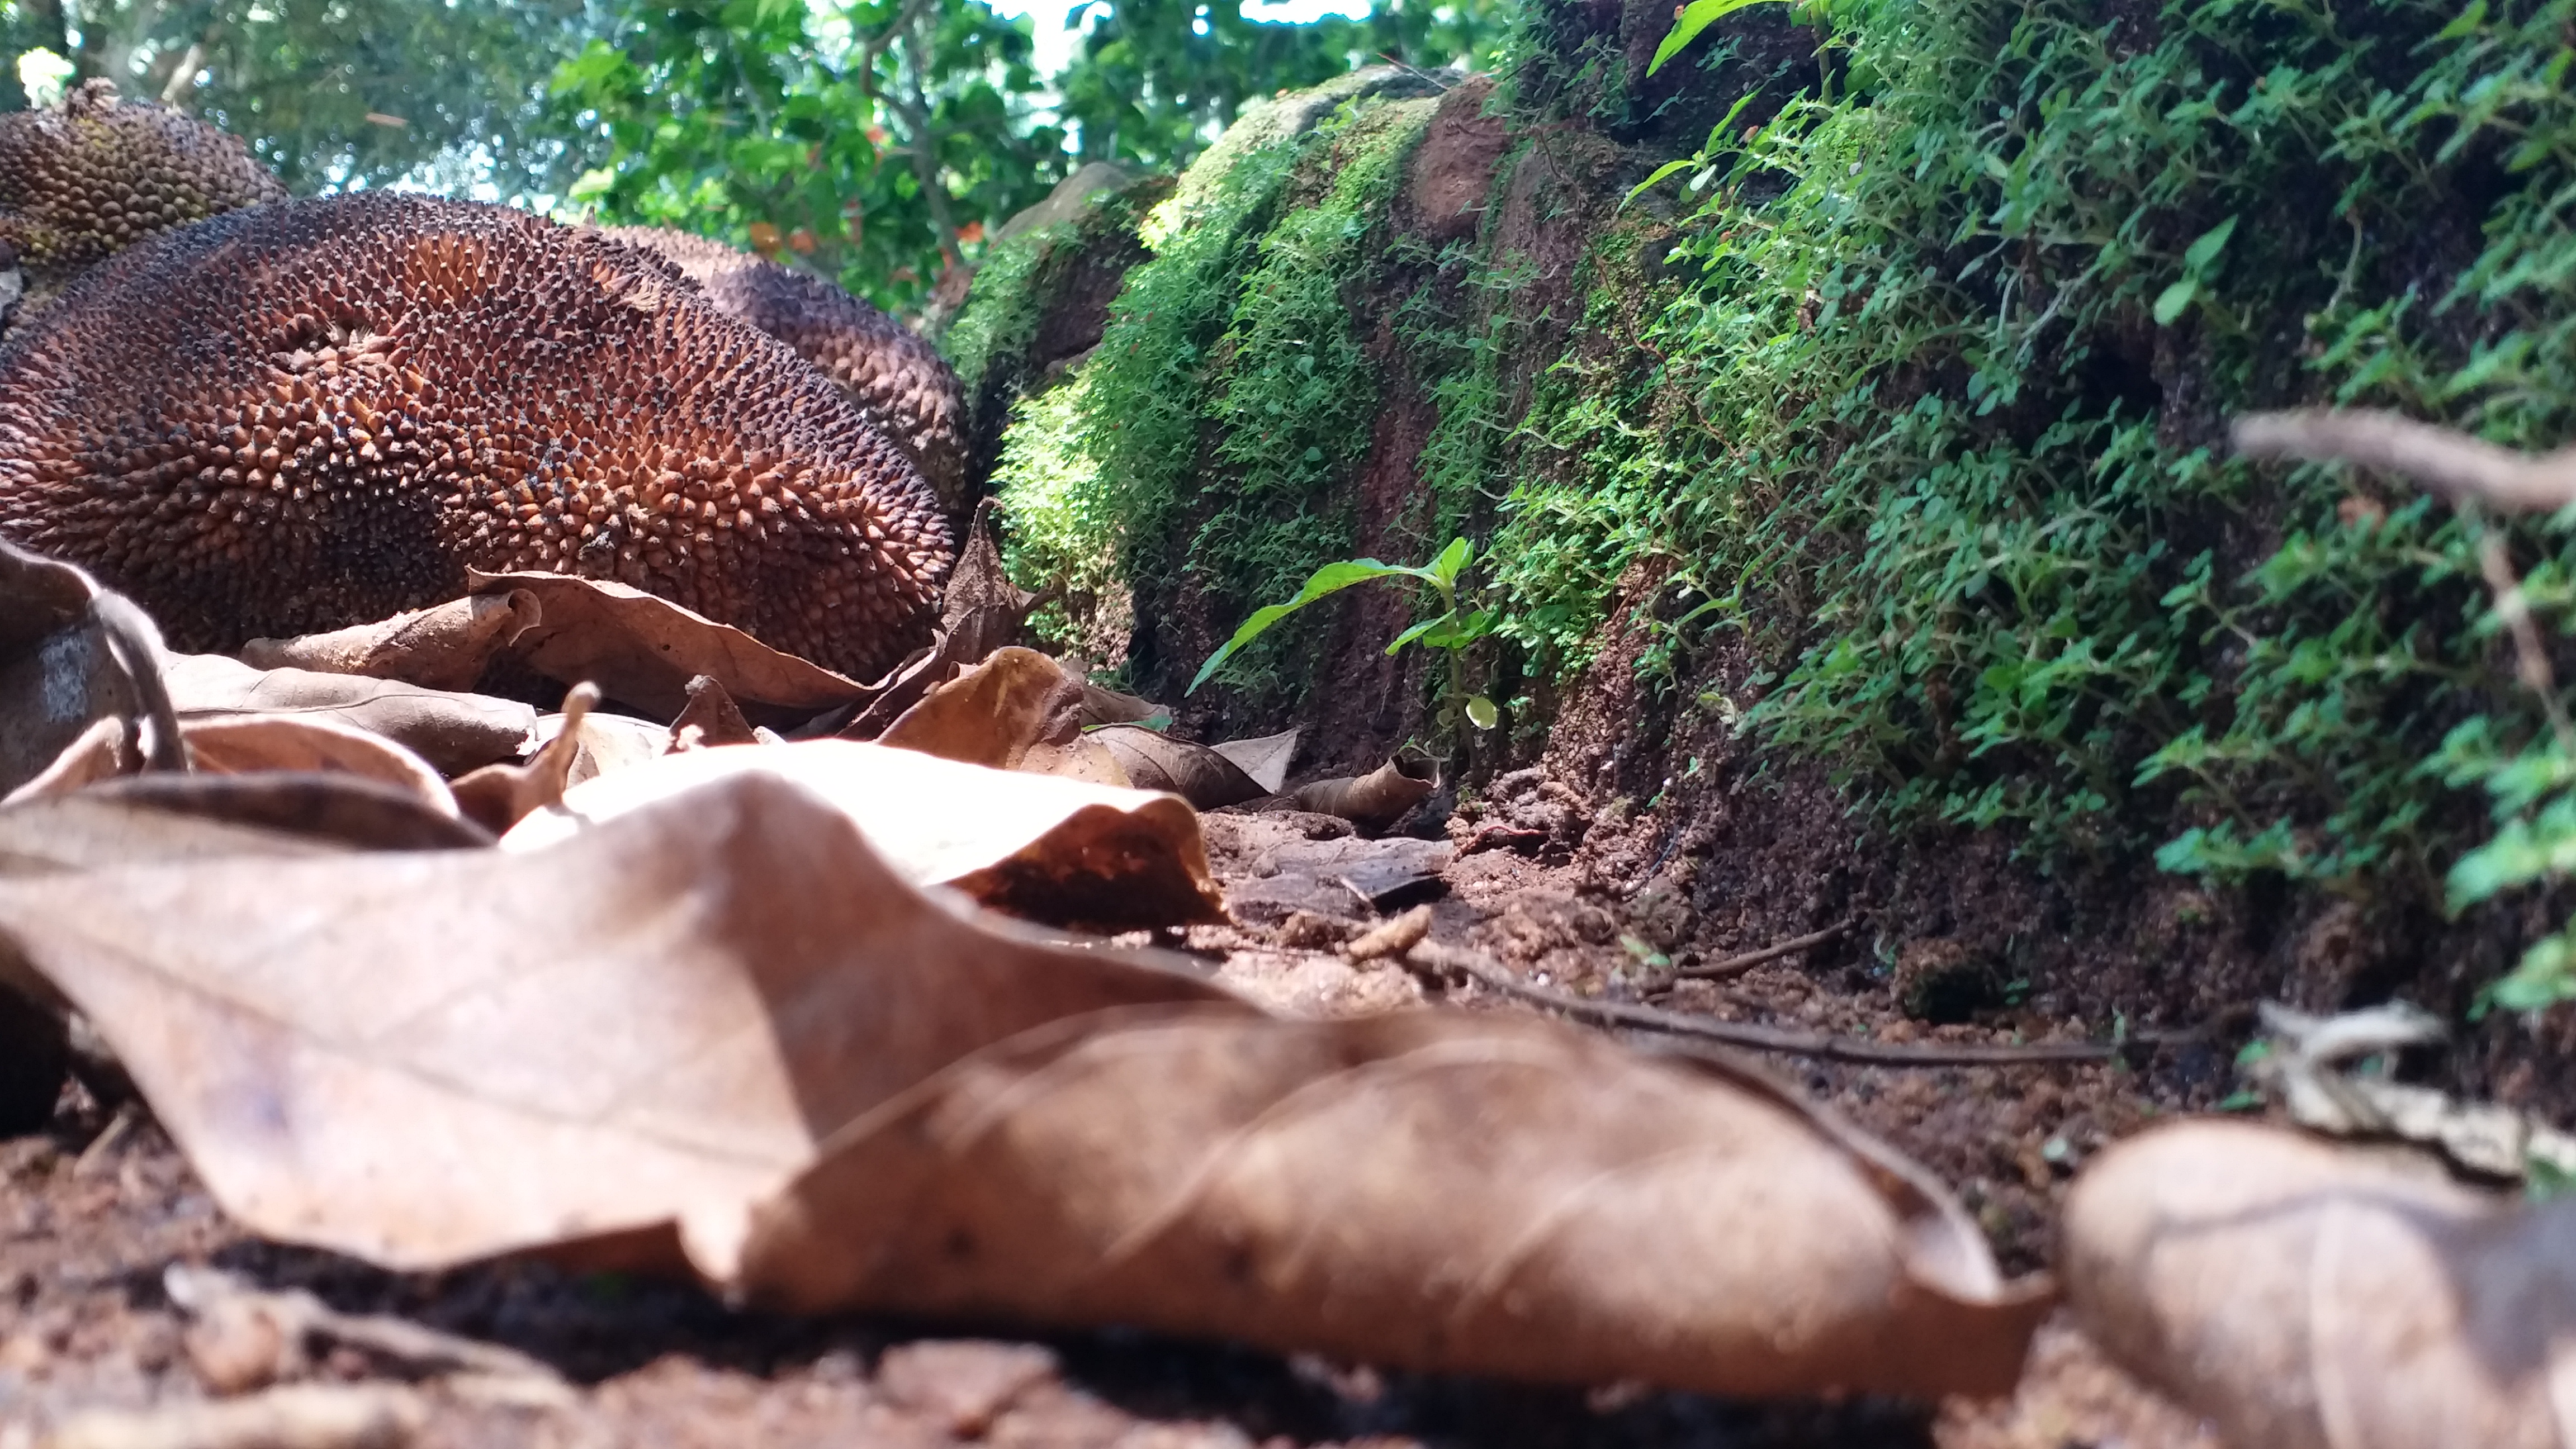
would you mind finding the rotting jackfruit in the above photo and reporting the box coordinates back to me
[602,226,970,518]
[0,193,954,683]
[0,80,286,316]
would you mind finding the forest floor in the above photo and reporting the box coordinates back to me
[2,797,2228,1449]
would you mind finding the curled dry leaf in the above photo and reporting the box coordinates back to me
[468,570,870,722]
[164,653,534,777]
[878,647,1129,785]
[449,684,602,835]
[238,590,542,694]
[0,538,181,795]
[0,771,1233,1270]
[503,740,1223,929]
[182,713,460,820]
[713,1008,2052,1400]
[2065,1119,2576,1449]
[1291,755,1439,831]
[1092,725,1266,809]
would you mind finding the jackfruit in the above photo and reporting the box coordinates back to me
[0,193,953,683]
[0,80,285,309]
[602,227,970,515]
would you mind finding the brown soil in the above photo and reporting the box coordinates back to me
[4,794,2224,1449]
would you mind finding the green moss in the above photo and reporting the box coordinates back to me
[1475,0,2576,902]
[1062,84,1437,709]
[991,369,1133,660]
[941,220,1077,404]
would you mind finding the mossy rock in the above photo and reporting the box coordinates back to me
[941,164,1175,488]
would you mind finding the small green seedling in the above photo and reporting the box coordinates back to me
[1191,537,1499,730]
[1647,0,1794,75]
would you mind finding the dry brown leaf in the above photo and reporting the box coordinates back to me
[0,539,181,795]
[1078,683,1163,728]
[878,647,1129,785]
[468,571,870,721]
[0,774,491,880]
[501,740,1222,928]
[1092,725,1266,809]
[1,715,136,805]
[541,708,670,783]
[668,674,760,751]
[164,654,534,777]
[238,591,542,694]
[712,1008,2052,1400]
[825,504,1041,741]
[1291,756,1439,830]
[182,713,459,820]
[1210,728,1299,794]
[0,771,1236,1270]
[0,772,493,1024]
[2065,1119,2576,1449]
[936,500,1043,651]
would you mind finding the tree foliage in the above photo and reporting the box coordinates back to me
[2,0,1512,310]
[544,0,1067,312]
[1,0,599,193]
[1053,0,1500,168]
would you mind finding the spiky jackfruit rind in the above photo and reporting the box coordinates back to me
[0,194,953,682]
[601,227,970,517]
[0,81,286,293]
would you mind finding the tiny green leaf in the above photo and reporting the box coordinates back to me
[2182,215,2239,273]
[1648,0,1792,75]
[2151,278,2198,326]
[1623,158,1697,209]
[1466,694,1500,730]
[1424,536,1473,589]
[1386,615,1448,655]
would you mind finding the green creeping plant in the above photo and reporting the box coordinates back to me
[1191,537,1500,731]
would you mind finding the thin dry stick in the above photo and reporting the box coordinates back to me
[1410,941,2156,1067]
[1673,920,1852,982]
[2233,409,2576,513]
[2474,524,2576,750]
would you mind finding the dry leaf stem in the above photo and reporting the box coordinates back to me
[1412,941,2165,1067]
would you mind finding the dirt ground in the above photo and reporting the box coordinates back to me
[1,791,2229,1449]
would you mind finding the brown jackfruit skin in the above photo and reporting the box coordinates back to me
[601,226,970,517]
[0,193,953,682]
[0,80,286,305]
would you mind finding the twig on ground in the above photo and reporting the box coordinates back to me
[164,1265,566,1394]
[1408,940,2174,1067]
[1671,920,1852,982]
